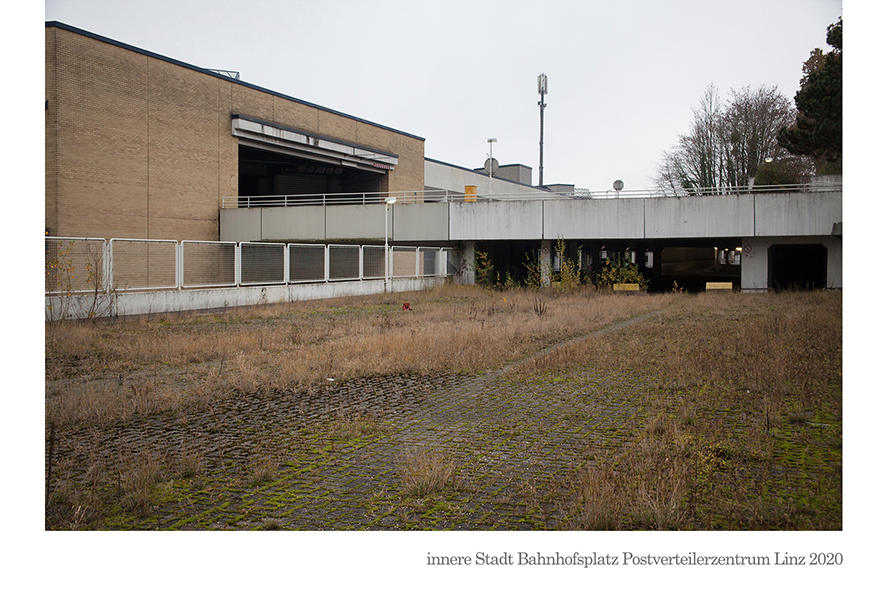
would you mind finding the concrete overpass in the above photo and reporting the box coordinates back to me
[220,179,842,292]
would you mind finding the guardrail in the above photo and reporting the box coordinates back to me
[45,237,454,295]
[221,181,842,208]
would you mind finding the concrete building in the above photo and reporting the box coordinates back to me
[46,21,842,305]
[45,21,425,242]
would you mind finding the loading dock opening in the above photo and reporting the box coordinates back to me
[768,243,828,290]
[238,145,383,204]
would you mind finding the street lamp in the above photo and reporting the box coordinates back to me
[385,196,397,290]
[486,138,497,196]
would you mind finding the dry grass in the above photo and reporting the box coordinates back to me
[118,450,164,515]
[560,289,842,530]
[44,285,841,530]
[326,412,393,441]
[46,285,675,429]
[398,448,457,497]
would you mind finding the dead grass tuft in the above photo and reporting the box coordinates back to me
[399,448,456,497]
[118,450,164,515]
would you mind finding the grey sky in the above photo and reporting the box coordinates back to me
[44,0,842,192]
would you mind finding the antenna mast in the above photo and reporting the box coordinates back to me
[537,73,548,187]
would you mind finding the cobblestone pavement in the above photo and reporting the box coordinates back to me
[49,311,665,530]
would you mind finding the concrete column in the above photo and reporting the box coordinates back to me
[740,237,768,292]
[462,240,476,285]
[540,239,552,286]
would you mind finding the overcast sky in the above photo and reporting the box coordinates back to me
[44,0,844,192]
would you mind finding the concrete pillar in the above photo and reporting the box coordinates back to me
[740,237,768,292]
[540,239,552,286]
[462,240,476,285]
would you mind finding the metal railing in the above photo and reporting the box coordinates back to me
[45,237,453,295]
[223,190,460,208]
[221,181,841,208]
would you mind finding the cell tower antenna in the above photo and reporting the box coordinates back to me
[537,73,548,187]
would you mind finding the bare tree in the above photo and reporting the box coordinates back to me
[656,84,806,195]
[655,85,723,195]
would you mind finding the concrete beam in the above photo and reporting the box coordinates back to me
[754,192,842,237]
[645,194,755,238]
[450,201,543,241]
[543,199,644,240]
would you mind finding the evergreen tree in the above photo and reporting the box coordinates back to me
[777,18,842,172]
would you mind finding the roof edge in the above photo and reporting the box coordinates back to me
[45,21,425,142]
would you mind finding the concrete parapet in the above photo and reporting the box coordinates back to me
[45,277,446,320]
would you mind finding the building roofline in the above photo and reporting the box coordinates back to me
[45,21,425,142]
[424,157,542,189]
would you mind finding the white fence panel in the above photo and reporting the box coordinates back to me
[182,241,236,288]
[109,239,178,291]
[418,247,440,277]
[363,246,386,279]
[328,244,361,281]
[288,244,326,283]
[47,239,450,298]
[391,246,418,279]
[442,248,457,276]
[240,242,286,285]
[45,237,107,294]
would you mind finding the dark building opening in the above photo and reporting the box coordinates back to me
[476,241,538,286]
[238,145,382,205]
[768,243,827,290]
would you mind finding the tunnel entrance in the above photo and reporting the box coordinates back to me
[768,243,827,290]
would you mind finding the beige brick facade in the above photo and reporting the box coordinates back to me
[45,23,425,241]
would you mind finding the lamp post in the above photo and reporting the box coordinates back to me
[384,196,397,291]
[486,138,497,196]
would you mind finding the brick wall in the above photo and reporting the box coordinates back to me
[45,24,425,241]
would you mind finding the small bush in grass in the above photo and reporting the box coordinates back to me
[399,449,456,497]
[249,456,279,486]
[119,451,163,515]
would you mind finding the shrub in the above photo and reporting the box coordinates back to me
[474,250,494,287]
[555,238,583,291]
[594,259,649,290]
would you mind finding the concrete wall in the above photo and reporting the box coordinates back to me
[450,201,544,240]
[221,190,842,246]
[46,277,446,320]
[326,205,385,241]
[260,207,326,242]
[754,191,842,237]
[645,194,755,239]
[544,198,644,240]
[393,202,449,242]
[220,202,449,243]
